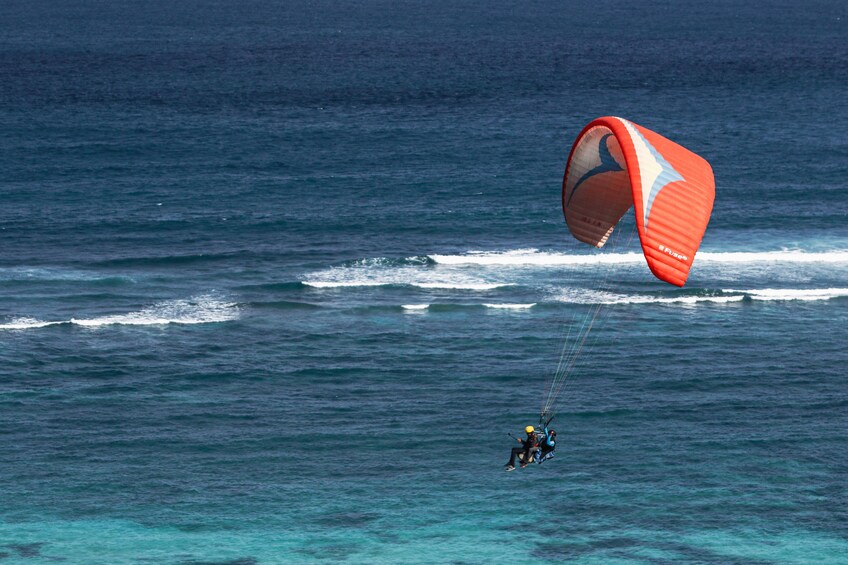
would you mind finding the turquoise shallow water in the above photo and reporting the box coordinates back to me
[1,0,847,563]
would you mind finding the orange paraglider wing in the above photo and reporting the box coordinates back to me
[562,117,715,286]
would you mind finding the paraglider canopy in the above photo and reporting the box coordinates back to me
[562,117,715,286]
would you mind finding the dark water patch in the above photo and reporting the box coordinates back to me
[180,371,270,384]
[531,541,591,560]
[80,276,134,287]
[94,253,247,268]
[46,292,141,303]
[243,299,322,310]
[179,558,258,565]
[294,544,361,561]
[498,521,606,540]
[645,377,746,392]
[590,537,639,550]
[0,277,133,288]
[495,521,537,532]
[314,511,380,529]
[287,366,382,380]
[372,530,402,544]
[233,282,306,292]
[168,412,260,424]
[569,408,641,419]
[76,382,143,395]
[651,540,774,565]
[173,522,240,533]
[5,543,43,558]
[805,398,848,410]
[533,537,771,564]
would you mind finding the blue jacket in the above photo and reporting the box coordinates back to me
[540,426,556,450]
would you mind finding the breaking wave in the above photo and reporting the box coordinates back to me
[400,303,536,312]
[428,248,848,266]
[302,259,514,290]
[550,288,848,305]
[304,280,512,290]
[0,295,239,331]
[723,288,848,301]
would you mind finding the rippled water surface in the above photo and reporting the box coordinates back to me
[1,0,847,563]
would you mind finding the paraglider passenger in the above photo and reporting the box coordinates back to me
[505,426,539,471]
[537,427,556,463]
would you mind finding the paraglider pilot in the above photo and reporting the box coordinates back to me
[505,425,540,471]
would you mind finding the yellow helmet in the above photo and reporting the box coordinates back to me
[525,425,535,434]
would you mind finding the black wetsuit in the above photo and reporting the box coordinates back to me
[507,432,539,467]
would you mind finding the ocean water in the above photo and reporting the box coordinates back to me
[1,0,847,563]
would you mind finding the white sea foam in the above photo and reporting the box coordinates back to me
[401,303,535,312]
[0,317,63,330]
[303,281,387,288]
[723,288,848,301]
[302,260,513,291]
[596,294,746,305]
[415,282,513,290]
[0,295,239,330]
[303,248,848,300]
[551,287,848,305]
[304,280,512,290]
[429,248,848,267]
[552,287,746,305]
[698,250,848,264]
[429,249,645,266]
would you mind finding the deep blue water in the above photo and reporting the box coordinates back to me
[1,1,847,563]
